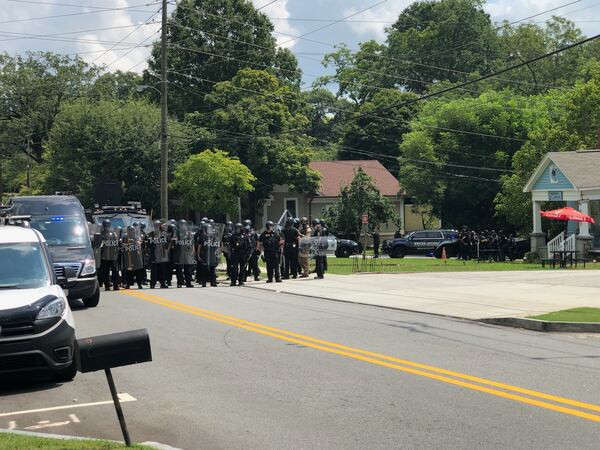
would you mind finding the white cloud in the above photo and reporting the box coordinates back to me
[251,0,300,48]
[342,1,412,41]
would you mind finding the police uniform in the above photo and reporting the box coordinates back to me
[229,226,250,286]
[196,226,221,287]
[259,227,282,283]
[99,225,120,290]
[282,223,301,279]
[122,226,145,289]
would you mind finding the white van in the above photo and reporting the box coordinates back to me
[0,220,76,381]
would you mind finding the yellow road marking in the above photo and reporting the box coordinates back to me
[122,290,600,423]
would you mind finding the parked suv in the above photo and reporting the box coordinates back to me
[382,229,459,258]
[9,196,100,307]
[0,220,77,381]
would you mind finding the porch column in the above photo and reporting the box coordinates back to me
[578,200,591,237]
[531,200,546,254]
[532,200,542,234]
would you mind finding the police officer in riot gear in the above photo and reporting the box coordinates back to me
[282,217,301,279]
[99,219,120,291]
[175,219,195,288]
[245,221,260,282]
[122,225,145,289]
[312,219,328,279]
[149,220,170,288]
[229,223,249,286]
[221,221,234,281]
[259,221,283,283]
[196,221,220,287]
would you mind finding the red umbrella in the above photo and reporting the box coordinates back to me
[540,206,596,224]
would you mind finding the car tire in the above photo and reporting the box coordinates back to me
[83,286,100,308]
[339,247,351,258]
[392,247,406,258]
[52,358,77,383]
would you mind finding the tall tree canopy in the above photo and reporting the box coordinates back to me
[187,69,320,214]
[147,0,301,117]
[42,99,194,211]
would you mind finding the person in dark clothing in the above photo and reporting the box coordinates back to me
[221,221,233,281]
[99,219,120,291]
[244,221,261,282]
[174,219,195,288]
[372,227,380,258]
[196,222,220,287]
[312,219,328,279]
[259,221,283,283]
[229,223,249,286]
[149,221,170,289]
[282,218,301,279]
[122,225,145,289]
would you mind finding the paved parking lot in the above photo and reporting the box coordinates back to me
[249,270,600,319]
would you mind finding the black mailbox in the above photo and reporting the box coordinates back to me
[77,329,152,373]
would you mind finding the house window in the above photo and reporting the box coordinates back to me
[284,198,297,217]
[549,165,559,184]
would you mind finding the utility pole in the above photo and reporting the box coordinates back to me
[160,0,169,220]
[26,139,31,189]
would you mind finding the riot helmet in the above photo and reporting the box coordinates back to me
[265,220,274,230]
[293,218,300,228]
[208,218,215,225]
[234,222,243,233]
[153,219,162,231]
[201,217,208,222]
[243,219,252,228]
[126,225,136,239]
[102,219,111,229]
[312,218,320,227]
[285,217,293,228]
[244,225,251,234]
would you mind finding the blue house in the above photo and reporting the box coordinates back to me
[524,150,600,256]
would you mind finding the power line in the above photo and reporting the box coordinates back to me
[277,0,389,47]
[255,0,279,11]
[103,29,161,70]
[0,1,159,25]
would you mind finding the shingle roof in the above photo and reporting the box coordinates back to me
[309,160,402,197]
[548,151,600,189]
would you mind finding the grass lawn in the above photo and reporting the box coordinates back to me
[0,433,153,449]
[530,307,600,322]
[323,257,563,275]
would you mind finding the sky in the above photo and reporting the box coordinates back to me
[0,0,599,89]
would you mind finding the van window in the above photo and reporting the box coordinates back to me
[10,198,83,216]
[0,243,51,289]
[29,216,88,246]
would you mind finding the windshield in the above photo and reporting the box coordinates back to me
[30,216,89,246]
[0,243,51,289]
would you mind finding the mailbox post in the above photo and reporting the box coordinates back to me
[77,329,152,447]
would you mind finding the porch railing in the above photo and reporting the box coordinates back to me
[547,231,565,258]
[564,233,576,253]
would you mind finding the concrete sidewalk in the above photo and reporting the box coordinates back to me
[246,271,600,319]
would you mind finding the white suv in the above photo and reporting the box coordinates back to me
[0,222,76,381]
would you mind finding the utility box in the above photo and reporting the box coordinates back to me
[77,329,152,373]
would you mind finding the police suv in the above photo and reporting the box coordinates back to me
[0,215,77,381]
[382,229,459,259]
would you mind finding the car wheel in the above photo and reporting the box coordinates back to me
[339,247,351,258]
[83,286,100,308]
[392,247,406,258]
[52,358,77,383]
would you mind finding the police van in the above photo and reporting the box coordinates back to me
[8,196,100,307]
[0,213,77,381]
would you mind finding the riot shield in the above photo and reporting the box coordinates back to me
[299,235,337,258]
[154,224,171,264]
[123,226,144,271]
[204,223,223,267]
[100,228,120,261]
[174,221,196,265]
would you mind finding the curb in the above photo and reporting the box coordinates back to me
[243,284,470,322]
[0,428,182,450]
[480,317,600,332]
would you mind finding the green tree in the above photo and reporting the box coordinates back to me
[495,17,590,94]
[339,89,419,172]
[316,41,395,104]
[0,52,98,165]
[172,149,255,215]
[386,0,500,93]
[41,99,195,211]
[323,168,399,240]
[399,90,528,229]
[89,71,144,100]
[187,69,320,216]
[146,0,300,117]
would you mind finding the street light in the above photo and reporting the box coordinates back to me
[136,83,168,220]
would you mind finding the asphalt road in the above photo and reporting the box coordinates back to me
[3,283,600,449]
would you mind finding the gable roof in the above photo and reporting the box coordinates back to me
[524,151,600,192]
[309,160,402,197]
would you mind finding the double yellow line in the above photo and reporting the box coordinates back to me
[123,290,600,423]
